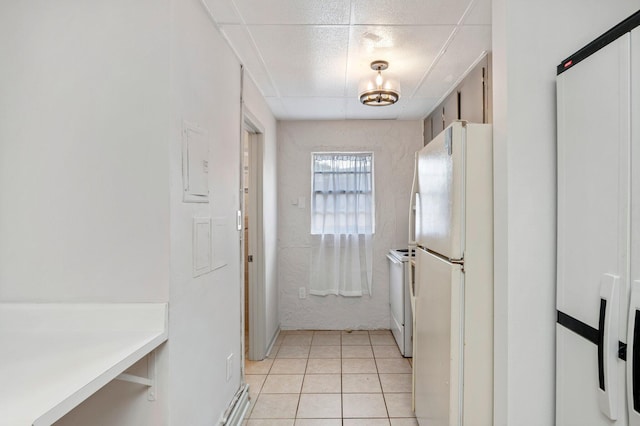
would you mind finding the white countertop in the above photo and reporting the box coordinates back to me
[0,303,168,426]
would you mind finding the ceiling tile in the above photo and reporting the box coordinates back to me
[463,0,492,25]
[345,25,455,98]
[248,25,350,97]
[202,0,241,24]
[220,25,277,97]
[279,97,347,120]
[414,25,491,99]
[212,0,492,120]
[233,0,351,24]
[265,97,288,119]
[351,0,469,25]
[396,98,440,120]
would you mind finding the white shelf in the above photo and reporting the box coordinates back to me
[0,303,168,426]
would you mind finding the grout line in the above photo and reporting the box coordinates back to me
[245,329,413,424]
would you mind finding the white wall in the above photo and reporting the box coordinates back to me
[492,1,640,424]
[167,0,244,423]
[277,120,422,330]
[0,1,171,423]
[243,78,280,348]
[0,0,278,424]
[0,0,170,303]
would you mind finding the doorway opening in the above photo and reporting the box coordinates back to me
[241,113,266,362]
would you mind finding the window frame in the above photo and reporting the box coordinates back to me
[310,151,376,235]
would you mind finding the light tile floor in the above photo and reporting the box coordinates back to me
[243,330,417,426]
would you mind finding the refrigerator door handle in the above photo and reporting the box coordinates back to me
[627,280,640,426]
[598,274,620,421]
[409,152,418,248]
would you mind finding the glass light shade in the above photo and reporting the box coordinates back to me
[358,77,401,106]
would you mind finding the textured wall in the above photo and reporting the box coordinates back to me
[278,120,422,330]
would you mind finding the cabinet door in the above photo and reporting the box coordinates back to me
[628,26,640,426]
[459,56,487,124]
[431,111,444,137]
[556,33,630,425]
[443,93,458,129]
[423,116,433,145]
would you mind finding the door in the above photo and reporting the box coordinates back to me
[243,122,267,362]
[556,33,630,424]
[413,247,464,426]
[415,122,465,260]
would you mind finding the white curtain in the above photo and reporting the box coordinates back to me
[310,153,374,297]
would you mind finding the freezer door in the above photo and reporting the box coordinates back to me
[415,122,465,260]
[413,247,463,426]
[556,32,630,424]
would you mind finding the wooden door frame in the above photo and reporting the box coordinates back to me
[241,108,266,362]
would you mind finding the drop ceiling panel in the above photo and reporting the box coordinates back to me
[279,97,347,120]
[233,0,351,24]
[399,98,441,119]
[345,25,455,97]
[414,25,491,99]
[220,25,277,97]
[202,0,241,24]
[248,25,350,97]
[207,0,492,120]
[265,97,288,119]
[351,0,471,25]
[463,0,492,25]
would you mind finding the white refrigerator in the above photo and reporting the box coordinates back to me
[556,12,640,426]
[409,121,493,425]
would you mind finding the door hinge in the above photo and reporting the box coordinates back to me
[248,255,253,262]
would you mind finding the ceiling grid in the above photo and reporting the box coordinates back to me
[203,0,491,120]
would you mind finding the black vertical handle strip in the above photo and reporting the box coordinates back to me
[598,299,606,391]
[634,310,640,411]
[556,310,626,360]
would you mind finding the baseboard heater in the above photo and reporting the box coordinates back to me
[219,383,250,426]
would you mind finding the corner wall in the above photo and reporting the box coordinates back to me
[491,1,640,424]
[277,120,422,330]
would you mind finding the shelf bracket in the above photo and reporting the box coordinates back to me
[115,351,157,401]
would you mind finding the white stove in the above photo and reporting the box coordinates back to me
[387,248,414,357]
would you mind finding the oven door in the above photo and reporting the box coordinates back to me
[388,252,406,355]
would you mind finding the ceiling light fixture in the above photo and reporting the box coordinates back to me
[359,60,400,107]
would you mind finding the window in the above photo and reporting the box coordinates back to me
[311,152,375,235]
